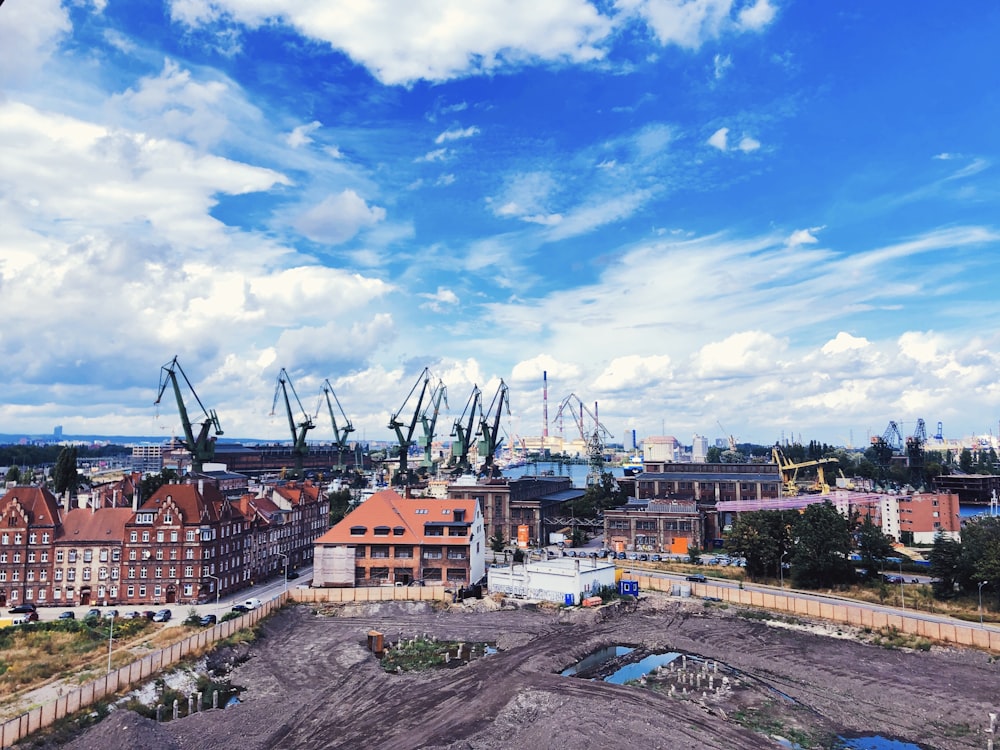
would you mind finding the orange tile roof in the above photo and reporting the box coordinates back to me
[59,508,133,542]
[1,486,61,527]
[141,483,226,525]
[315,489,477,546]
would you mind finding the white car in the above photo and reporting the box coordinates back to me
[243,598,263,610]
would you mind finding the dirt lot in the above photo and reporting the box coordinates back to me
[53,593,998,750]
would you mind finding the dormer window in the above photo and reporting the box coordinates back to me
[393,527,405,536]
[373,526,390,536]
[349,526,367,536]
[137,513,154,525]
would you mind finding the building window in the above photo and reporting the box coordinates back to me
[394,546,413,559]
[186,530,196,542]
[56,550,64,563]
[141,531,150,543]
[350,526,367,536]
[137,513,154,524]
[156,531,164,543]
[82,569,91,581]
[130,532,138,543]
[422,567,442,581]
[68,550,77,563]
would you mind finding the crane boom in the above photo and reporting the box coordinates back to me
[154,356,223,474]
[450,385,482,474]
[317,378,355,471]
[388,367,432,485]
[271,368,315,476]
[418,380,448,472]
[478,380,510,478]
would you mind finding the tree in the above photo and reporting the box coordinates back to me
[52,446,80,495]
[791,502,855,589]
[139,469,178,500]
[488,532,506,553]
[960,516,1000,606]
[928,529,965,599]
[726,509,797,581]
[705,446,722,464]
[328,488,352,526]
[959,448,973,473]
[856,515,895,582]
[574,472,624,518]
[4,465,20,484]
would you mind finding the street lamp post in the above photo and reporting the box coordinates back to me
[779,551,788,589]
[979,580,989,627]
[206,574,220,606]
[278,553,289,593]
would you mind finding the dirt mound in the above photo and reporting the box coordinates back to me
[63,708,181,750]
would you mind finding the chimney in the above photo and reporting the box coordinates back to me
[198,479,204,495]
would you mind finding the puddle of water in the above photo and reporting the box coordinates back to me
[604,652,680,684]
[560,645,634,677]
[838,736,925,750]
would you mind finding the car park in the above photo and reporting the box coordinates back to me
[152,609,171,622]
[199,614,218,626]
[685,574,708,583]
[9,603,37,614]
[58,610,76,620]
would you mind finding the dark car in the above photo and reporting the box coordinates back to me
[231,604,250,614]
[142,610,156,620]
[883,574,904,584]
[685,574,708,583]
[286,570,300,580]
[199,614,217,626]
[152,609,171,622]
[9,603,37,614]
[58,611,76,620]
[84,608,102,621]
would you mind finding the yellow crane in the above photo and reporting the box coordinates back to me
[771,447,840,495]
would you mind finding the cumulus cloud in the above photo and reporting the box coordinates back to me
[707,127,729,150]
[618,0,778,50]
[287,120,322,148]
[786,226,823,246]
[294,189,387,244]
[0,0,70,86]
[169,0,614,85]
[511,355,582,384]
[692,331,787,377]
[419,286,461,312]
[593,355,672,391]
[821,332,870,356]
[737,135,760,152]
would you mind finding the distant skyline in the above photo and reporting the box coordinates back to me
[2,2,1000,448]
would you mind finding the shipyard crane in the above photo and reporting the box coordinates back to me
[478,380,510,478]
[271,368,315,477]
[906,418,927,479]
[449,385,482,475]
[388,367,433,485]
[154,356,223,474]
[555,393,611,444]
[870,420,903,477]
[417,379,448,473]
[317,378,355,472]
[717,420,738,451]
[771,447,839,495]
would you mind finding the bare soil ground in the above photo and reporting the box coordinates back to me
[52,594,998,750]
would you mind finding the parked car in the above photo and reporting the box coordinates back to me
[9,603,37,614]
[651,554,662,562]
[84,608,102,621]
[685,574,708,583]
[243,598,263,610]
[231,604,250,614]
[58,611,76,620]
[152,609,171,622]
[199,614,217,626]
[103,609,120,619]
[883,574,904,584]
[286,570,300,580]
[123,611,142,620]
[141,610,157,620]
[12,612,38,624]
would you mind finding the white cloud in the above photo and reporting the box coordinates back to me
[707,126,729,150]
[436,173,456,186]
[786,226,823,246]
[169,0,614,85]
[294,189,387,244]
[287,121,322,148]
[737,135,760,152]
[435,126,480,144]
[618,0,777,50]
[419,286,461,312]
[416,148,449,163]
[692,331,787,377]
[511,355,582,384]
[0,0,70,87]
[821,332,870,356]
[593,355,672,391]
[713,53,732,80]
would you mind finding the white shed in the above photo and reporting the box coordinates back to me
[487,557,617,605]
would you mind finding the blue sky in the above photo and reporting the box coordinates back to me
[2,0,999,449]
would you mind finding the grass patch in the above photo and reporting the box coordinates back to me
[865,625,933,652]
[380,636,494,673]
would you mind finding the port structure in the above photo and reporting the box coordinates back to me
[154,356,223,474]
[478,381,510,479]
[449,385,482,476]
[271,368,315,478]
[388,368,433,486]
[316,378,355,473]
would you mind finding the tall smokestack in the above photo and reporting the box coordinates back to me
[542,371,549,442]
